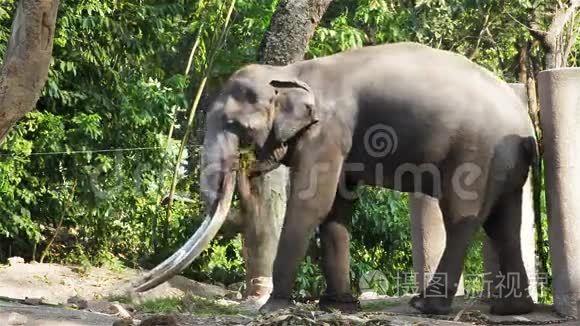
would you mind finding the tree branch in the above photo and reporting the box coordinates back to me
[562,11,578,60]
[467,8,492,60]
[531,0,580,68]
[544,1,579,47]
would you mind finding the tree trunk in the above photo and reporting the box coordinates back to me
[241,0,333,300]
[258,0,333,65]
[0,0,60,144]
[531,1,579,69]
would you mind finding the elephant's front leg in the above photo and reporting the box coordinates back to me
[318,192,361,313]
[261,146,344,313]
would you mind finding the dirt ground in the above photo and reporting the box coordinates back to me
[0,261,234,304]
[0,262,577,325]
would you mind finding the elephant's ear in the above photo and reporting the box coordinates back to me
[269,79,319,143]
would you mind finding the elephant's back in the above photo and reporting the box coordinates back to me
[296,44,535,197]
[311,42,533,138]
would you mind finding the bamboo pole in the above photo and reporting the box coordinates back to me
[152,21,206,250]
[164,23,206,149]
[163,0,237,236]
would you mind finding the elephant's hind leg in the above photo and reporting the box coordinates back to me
[410,164,489,315]
[318,194,361,313]
[483,189,534,315]
[409,206,483,314]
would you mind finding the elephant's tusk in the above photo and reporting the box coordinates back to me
[133,171,236,292]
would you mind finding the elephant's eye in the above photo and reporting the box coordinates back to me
[232,86,257,104]
[243,88,257,104]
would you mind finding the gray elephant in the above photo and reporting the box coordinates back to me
[135,42,536,315]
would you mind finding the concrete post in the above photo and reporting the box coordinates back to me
[482,83,538,302]
[538,68,580,317]
[410,195,464,296]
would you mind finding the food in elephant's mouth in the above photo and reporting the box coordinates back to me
[239,146,257,171]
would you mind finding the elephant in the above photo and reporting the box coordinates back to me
[134,42,537,316]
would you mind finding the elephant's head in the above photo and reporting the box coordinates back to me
[134,65,318,292]
[202,64,318,211]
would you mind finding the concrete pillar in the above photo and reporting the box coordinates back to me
[538,68,580,317]
[411,194,464,296]
[482,83,538,302]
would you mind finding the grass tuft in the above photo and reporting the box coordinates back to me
[139,296,184,314]
[137,295,241,315]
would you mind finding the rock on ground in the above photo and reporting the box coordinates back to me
[0,301,117,326]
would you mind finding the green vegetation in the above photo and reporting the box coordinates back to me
[138,295,241,315]
[1,0,578,305]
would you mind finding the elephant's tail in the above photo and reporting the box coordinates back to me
[523,135,539,166]
[526,135,541,209]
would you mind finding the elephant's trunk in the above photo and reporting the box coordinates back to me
[134,123,240,292]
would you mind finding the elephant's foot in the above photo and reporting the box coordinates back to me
[318,293,361,313]
[238,295,270,313]
[490,296,534,315]
[409,294,453,315]
[259,296,294,314]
